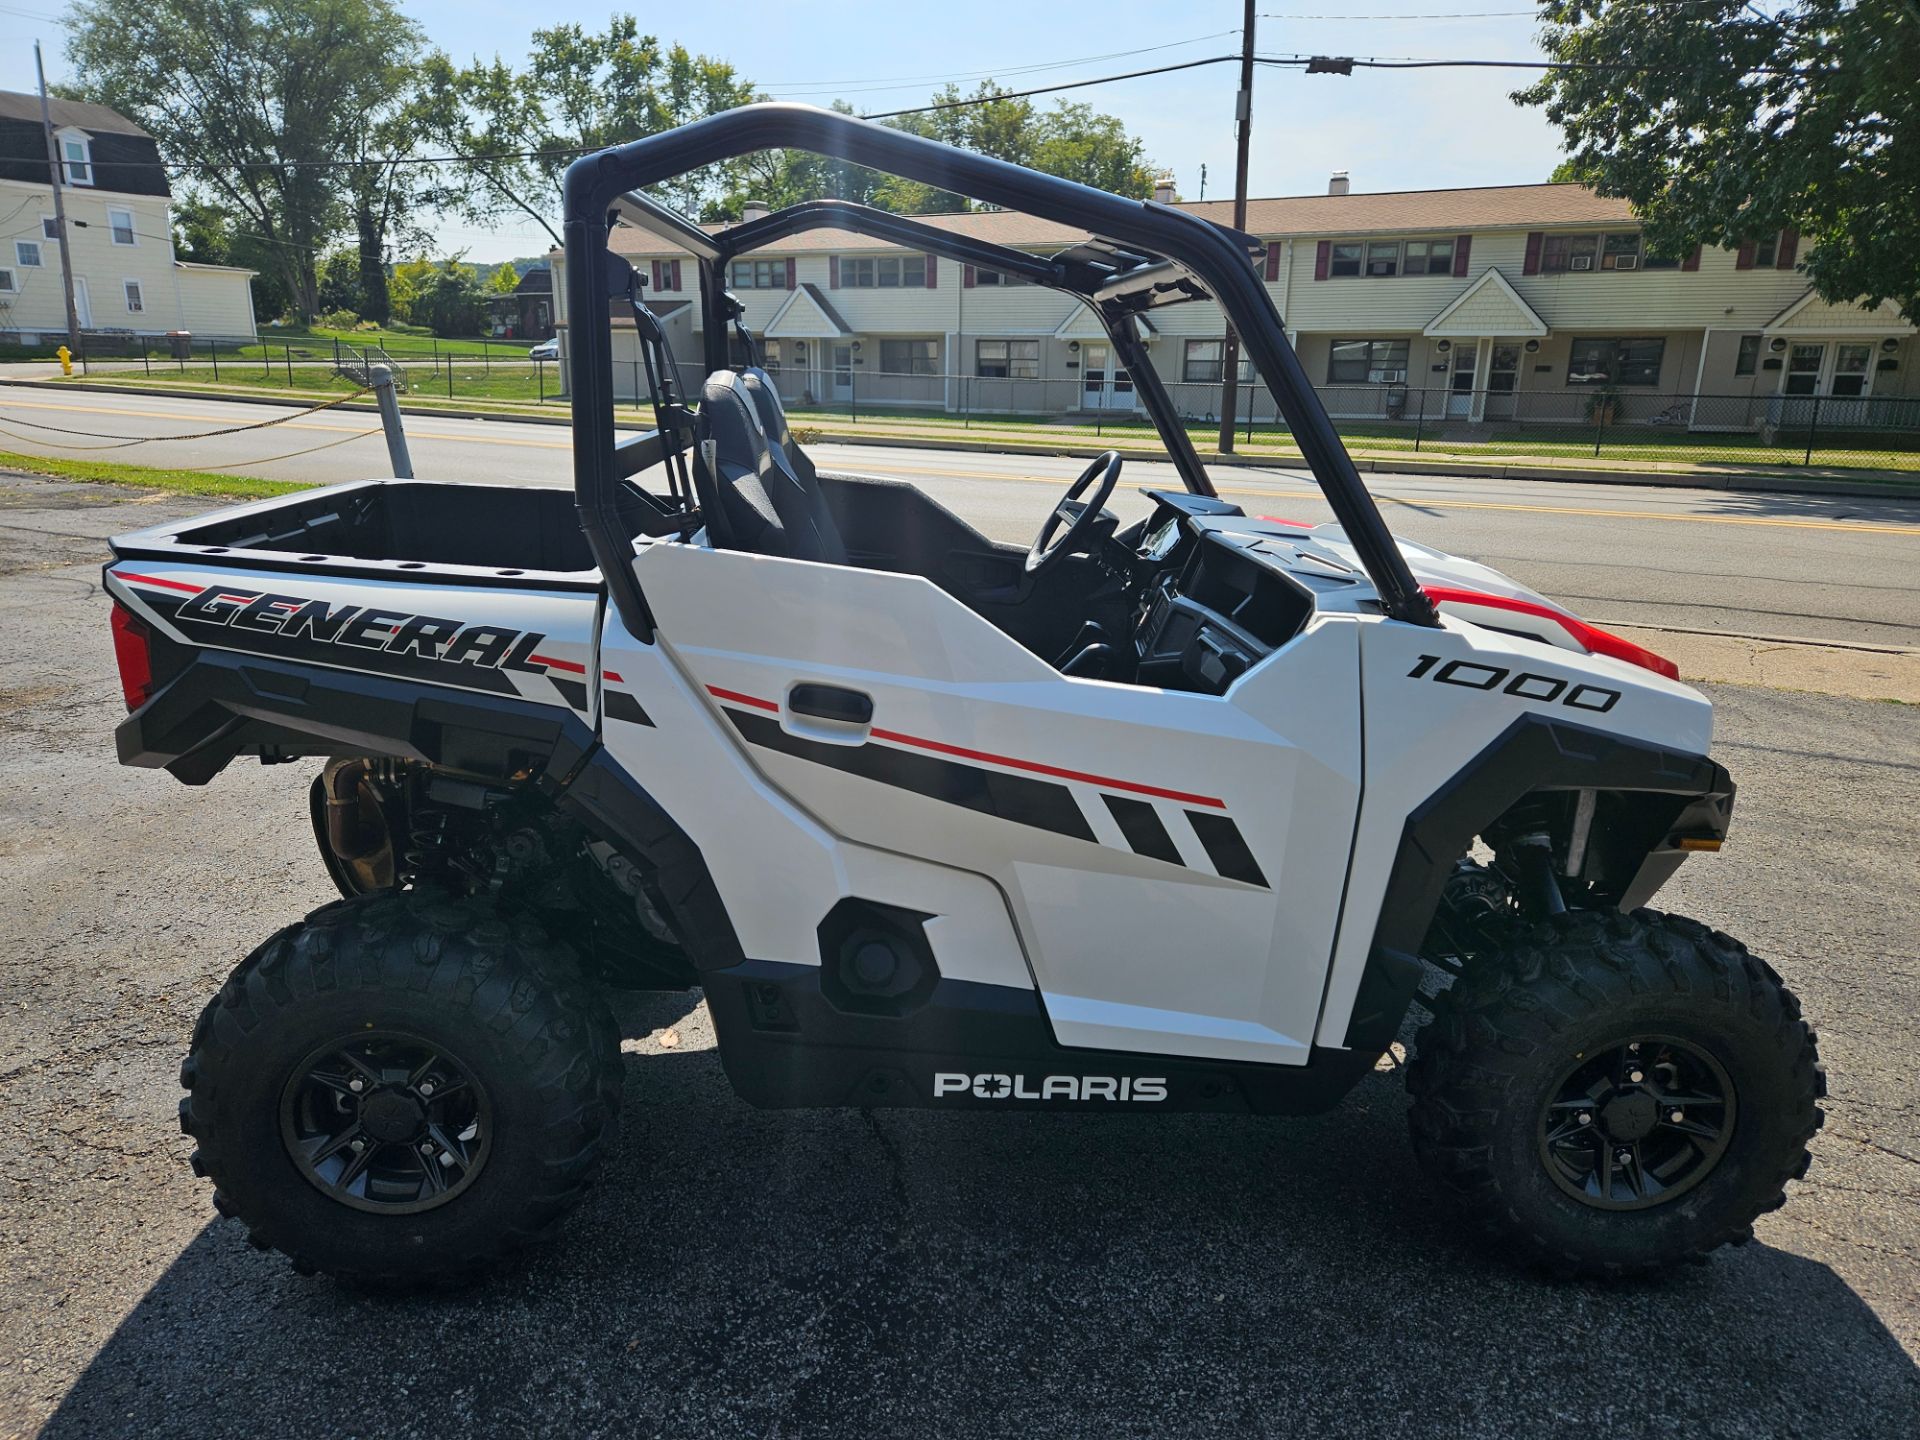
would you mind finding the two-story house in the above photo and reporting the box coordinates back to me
[553,178,1917,434]
[0,92,258,347]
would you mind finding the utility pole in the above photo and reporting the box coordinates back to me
[35,41,84,361]
[1215,0,1257,454]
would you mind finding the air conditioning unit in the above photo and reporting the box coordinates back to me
[1614,255,1639,271]
[1570,255,1594,272]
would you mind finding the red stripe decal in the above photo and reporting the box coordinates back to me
[707,684,779,713]
[1425,585,1679,681]
[116,570,203,595]
[602,670,624,684]
[709,685,1225,808]
[529,653,586,674]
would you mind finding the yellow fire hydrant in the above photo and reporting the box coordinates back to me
[56,345,72,376]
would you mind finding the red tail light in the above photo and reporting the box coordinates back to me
[110,601,156,711]
[1424,585,1680,681]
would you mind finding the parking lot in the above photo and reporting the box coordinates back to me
[1,470,1917,1439]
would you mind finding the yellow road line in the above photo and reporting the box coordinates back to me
[6,395,1918,537]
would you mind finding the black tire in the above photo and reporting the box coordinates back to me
[179,888,624,1286]
[1406,907,1824,1279]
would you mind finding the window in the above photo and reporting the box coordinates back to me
[840,255,926,288]
[1541,232,1599,273]
[1734,334,1762,377]
[60,134,92,186]
[1601,232,1641,270]
[1566,336,1666,387]
[972,267,1029,286]
[41,216,58,241]
[1784,343,1823,395]
[109,208,136,246]
[14,240,42,268]
[1364,241,1400,278]
[1402,238,1454,276]
[1641,250,1682,270]
[1326,339,1410,385]
[728,259,786,289]
[762,340,782,373]
[976,339,1039,379]
[879,338,939,374]
[0,268,14,294]
[1328,242,1363,277]
[1753,231,1780,268]
[1181,339,1251,385]
[123,279,144,313]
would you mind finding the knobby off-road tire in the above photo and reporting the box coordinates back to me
[1407,908,1824,1279]
[178,889,624,1286]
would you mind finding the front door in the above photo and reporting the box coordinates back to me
[1446,343,1478,417]
[1081,344,1134,411]
[1783,343,1824,395]
[1830,343,1874,398]
[1484,343,1521,420]
[71,277,91,329]
[622,540,1364,1068]
[830,343,854,402]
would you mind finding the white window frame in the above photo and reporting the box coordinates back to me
[57,130,94,187]
[975,338,1039,379]
[108,208,137,246]
[878,337,940,374]
[15,240,43,268]
[0,267,15,294]
[729,258,787,289]
[123,278,145,313]
[840,255,926,289]
[1326,338,1411,385]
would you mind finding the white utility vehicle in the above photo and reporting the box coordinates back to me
[105,106,1822,1286]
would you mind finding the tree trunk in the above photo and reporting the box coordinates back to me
[356,203,392,325]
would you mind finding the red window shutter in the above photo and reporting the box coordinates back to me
[785,257,796,289]
[1263,244,1279,282]
[1453,234,1472,277]
[1313,240,1330,281]
[1775,228,1798,269]
[669,259,681,290]
[963,264,976,288]
[1681,245,1701,272]
[1522,232,1543,275]
[1735,240,1756,270]
[829,256,840,288]
[925,252,939,288]
[648,260,661,290]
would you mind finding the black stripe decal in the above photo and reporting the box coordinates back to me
[1186,811,1269,888]
[1103,794,1183,865]
[725,707,1094,842]
[551,676,589,712]
[604,689,655,727]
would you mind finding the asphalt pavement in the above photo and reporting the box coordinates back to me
[2,385,1918,647]
[0,470,1915,1439]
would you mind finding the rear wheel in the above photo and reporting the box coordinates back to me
[1407,908,1824,1278]
[179,889,623,1286]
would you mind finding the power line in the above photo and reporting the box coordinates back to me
[765,29,1242,96]
[858,55,1242,119]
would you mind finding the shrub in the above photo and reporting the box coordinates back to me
[317,308,360,331]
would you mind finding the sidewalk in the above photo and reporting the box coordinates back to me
[6,372,1919,500]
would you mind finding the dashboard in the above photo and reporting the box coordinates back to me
[1123,490,1364,694]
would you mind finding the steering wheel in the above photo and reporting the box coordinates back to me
[1025,451,1124,576]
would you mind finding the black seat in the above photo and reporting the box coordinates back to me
[690,368,847,564]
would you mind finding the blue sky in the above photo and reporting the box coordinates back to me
[0,0,1568,261]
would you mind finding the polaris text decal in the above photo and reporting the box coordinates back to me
[1406,655,1620,714]
[933,1072,1168,1102]
[173,583,554,675]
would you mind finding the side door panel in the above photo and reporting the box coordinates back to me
[636,541,1362,1066]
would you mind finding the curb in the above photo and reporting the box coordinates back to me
[7,377,1919,502]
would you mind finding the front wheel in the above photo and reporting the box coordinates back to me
[1406,908,1824,1278]
[178,889,624,1286]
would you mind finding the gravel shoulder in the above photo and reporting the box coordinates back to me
[1,473,1915,1439]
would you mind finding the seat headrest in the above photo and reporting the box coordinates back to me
[699,369,769,473]
[738,367,791,448]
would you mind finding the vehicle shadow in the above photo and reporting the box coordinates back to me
[38,994,1920,1440]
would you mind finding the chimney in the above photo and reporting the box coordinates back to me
[1152,172,1177,205]
[1328,172,1350,197]
[741,198,770,223]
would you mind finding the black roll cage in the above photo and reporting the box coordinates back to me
[563,102,1439,642]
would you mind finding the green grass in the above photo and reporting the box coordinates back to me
[227,325,527,361]
[0,449,311,499]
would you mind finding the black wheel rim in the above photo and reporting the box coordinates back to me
[1537,1034,1736,1212]
[279,1031,492,1216]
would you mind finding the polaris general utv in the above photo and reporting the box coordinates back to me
[107,105,1821,1285]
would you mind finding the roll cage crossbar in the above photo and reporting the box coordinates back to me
[563,102,1439,642]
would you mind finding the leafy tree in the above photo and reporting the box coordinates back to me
[1520,0,1920,320]
[418,16,755,244]
[316,249,364,315]
[67,0,424,322]
[486,263,523,295]
[1548,159,1581,184]
[170,196,291,322]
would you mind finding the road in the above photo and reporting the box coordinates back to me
[3,385,1918,648]
[0,473,1915,1437]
